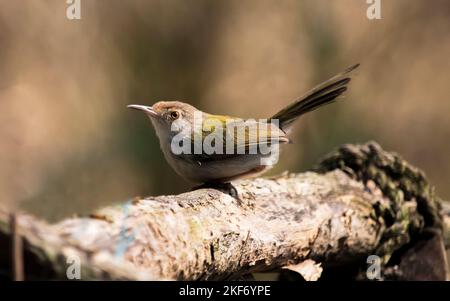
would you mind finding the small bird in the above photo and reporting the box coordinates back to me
[128,64,359,185]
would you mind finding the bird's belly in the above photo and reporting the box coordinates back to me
[166,153,275,183]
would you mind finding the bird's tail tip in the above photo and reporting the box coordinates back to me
[345,63,361,73]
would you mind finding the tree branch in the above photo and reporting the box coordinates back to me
[0,142,447,280]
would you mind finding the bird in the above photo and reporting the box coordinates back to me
[128,64,359,186]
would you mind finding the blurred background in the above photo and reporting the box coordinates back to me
[1,0,449,222]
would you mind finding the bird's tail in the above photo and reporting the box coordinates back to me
[271,64,360,132]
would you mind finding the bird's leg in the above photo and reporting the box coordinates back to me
[191,182,242,205]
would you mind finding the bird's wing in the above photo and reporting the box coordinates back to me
[219,118,290,149]
[184,116,289,163]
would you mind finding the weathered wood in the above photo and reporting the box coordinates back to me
[0,142,447,280]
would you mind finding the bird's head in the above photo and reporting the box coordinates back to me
[128,101,200,141]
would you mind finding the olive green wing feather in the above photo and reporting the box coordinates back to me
[185,116,288,163]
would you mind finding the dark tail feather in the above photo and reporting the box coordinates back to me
[271,64,359,131]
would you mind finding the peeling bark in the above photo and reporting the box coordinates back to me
[0,142,447,280]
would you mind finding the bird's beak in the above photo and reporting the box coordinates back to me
[127,104,159,118]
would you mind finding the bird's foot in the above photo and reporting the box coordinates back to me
[192,182,242,205]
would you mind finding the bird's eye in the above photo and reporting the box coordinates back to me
[170,111,180,119]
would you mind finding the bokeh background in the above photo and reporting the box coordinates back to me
[1,0,449,222]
